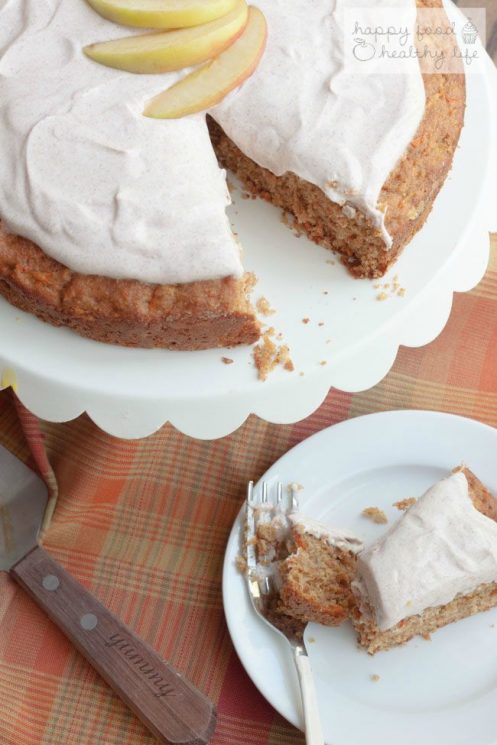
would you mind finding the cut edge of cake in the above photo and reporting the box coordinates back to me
[208,0,466,280]
[250,511,362,630]
[276,524,360,627]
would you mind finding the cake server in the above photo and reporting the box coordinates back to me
[0,444,216,745]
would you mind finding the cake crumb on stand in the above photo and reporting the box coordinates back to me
[253,332,294,381]
[221,356,234,365]
[362,507,388,524]
[373,274,406,301]
[370,674,381,682]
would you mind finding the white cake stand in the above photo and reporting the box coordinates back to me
[1,51,495,440]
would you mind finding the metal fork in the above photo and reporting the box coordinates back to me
[245,481,324,745]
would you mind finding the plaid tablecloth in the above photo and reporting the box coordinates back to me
[0,233,496,744]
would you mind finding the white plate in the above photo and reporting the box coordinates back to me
[222,410,497,745]
[0,26,495,439]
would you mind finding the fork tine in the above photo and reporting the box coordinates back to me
[245,481,257,571]
[290,484,299,512]
[261,481,268,504]
[277,482,283,506]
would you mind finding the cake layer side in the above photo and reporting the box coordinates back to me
[277,531,358,627]
[0,222,260,350]
[353,581,497,655]
[208,66,465,279]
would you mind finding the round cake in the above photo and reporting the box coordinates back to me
[0,0,465,349]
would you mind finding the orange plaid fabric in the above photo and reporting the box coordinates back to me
[0,234,496,745]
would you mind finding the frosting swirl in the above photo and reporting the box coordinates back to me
[0,0,243,284]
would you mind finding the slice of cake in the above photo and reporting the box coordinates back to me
[277,515,362,626]
[251,510,362,629]
[352,468,497,654]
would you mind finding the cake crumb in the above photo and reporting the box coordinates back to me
[307,637,316,644]
[299,371,305,376]
[318,322,324,327]
[221,357,234,365]
[370,674,381,682]
[256,296,276,316]
[393,497,417,511]
[362,507,388,524]
[397,287,406,297]
[326,259,336,266]
[422,632,432,641]
[287,482,304,495]
[235,555,247,574]
[323,291,329,295]
[302,317,310,324]
[319,360,327,366]
[376,292,389,302]
[253,333,293,381]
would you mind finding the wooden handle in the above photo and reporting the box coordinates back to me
[11,546,216,745]
[294,647,324,745]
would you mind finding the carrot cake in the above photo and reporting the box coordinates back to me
[252,510,362,629]
[352,468,497,654]
[0,0,465,348]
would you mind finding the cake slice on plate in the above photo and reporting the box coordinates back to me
[352,467,497,654]
[252,509,362,629]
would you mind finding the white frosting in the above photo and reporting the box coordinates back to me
[0,0,243,284]
[213,0,426,245]
[355,472,497,631]
[290,513,363,553]
[0,0,426,283]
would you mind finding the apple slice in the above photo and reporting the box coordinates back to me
[84,0,248,73]
[86,0,239,29]
[144,5,266,119]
